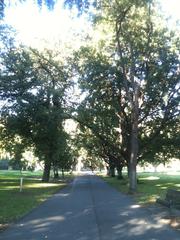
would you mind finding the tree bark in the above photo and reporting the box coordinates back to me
[116,19,139,192]
[117,165,123,180]
[62,168,65,179]
[129,161,137,193]
[42,160,51,182]
[53,166,59,179]
[108,157,116,177]
[129,87,139,193]
[109,165,115,177]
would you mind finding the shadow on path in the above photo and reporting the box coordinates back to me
[0,175,179,240]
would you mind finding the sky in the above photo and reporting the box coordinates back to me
[3,0,180,48]
[160,0,180,20]
[3,0,90,49]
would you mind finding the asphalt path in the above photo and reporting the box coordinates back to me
[0,174,179,240]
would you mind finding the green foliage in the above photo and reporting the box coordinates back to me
[1,1,179,187]
[73,47,128,170]
[71,0,180,192]
[0,31,74,181]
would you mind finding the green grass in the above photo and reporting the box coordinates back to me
[101,172,180,205]
[0,170,72,225]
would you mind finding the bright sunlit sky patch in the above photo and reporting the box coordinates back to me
[4,0,90,49]
[160,0,180,20]
[3,0,180,48]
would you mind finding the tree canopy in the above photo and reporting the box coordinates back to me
[0,30,75,181]
[0,0,179,189]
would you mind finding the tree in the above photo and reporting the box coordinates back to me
[72,47,129,178]
[70,0,180,192]
[139,117,180,166]
[1,0,179,190]
[0,35,73,181]
[110,1,179,192]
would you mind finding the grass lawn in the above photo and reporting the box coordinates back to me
[0,170,72,227]
[101,171,180,230]
[101,172,180,205]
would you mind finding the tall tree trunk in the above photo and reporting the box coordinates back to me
[127,162,130,178]
[117,165,123,180]
[129,86,139,193]
[129,158,137,193]
[106,166,110,176]
[109,157,116,177]
[53,165,59,179]
[109,165,115,177]
[42,160,51,182]
[62,168,65,179]
[116,28,139,192]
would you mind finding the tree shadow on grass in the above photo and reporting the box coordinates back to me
[0,175,179,240]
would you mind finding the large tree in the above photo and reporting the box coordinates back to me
[73,47,130,176]
[111,1,179,192]
[71,0,180,192]
[0,35,73,181]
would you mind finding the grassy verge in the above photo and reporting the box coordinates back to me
[0,170,73,227]
[101,172,180,230]
[101,172,180,205]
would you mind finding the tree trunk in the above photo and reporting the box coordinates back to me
[127,163,130,178]
[42,160,51,182]
[115,11,140,192]
[53,165,59,179]
[117,165,123,180]
[108,156,116,177]
[129,162,137,193]
[62,168,65,179]
[109,165,115,177]
[129,93,139,193]
[106,166,110,176]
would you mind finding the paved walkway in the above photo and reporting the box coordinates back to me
[0,175,179,240]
